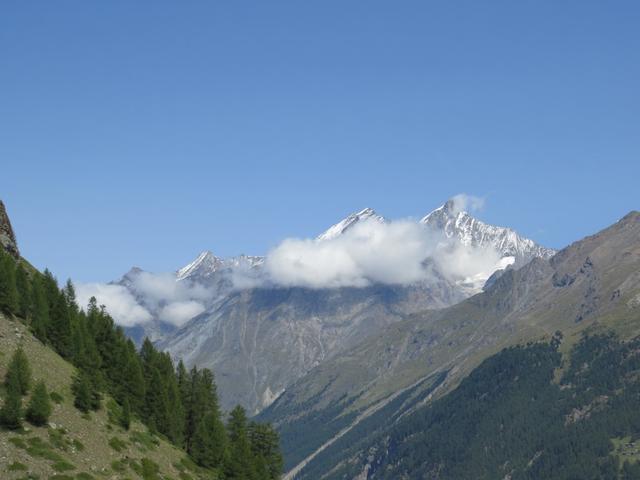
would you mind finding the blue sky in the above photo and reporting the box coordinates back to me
[1,1,639,283]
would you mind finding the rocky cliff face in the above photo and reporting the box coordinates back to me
[0,200,19,258]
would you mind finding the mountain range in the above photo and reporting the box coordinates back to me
[261,211,640,478]
[116,199,555,414]
[4,198,640,479]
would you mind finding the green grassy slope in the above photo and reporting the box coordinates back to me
[0,312,219,480]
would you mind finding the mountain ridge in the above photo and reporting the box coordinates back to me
[260,210,640,477]
[116,199,557,413]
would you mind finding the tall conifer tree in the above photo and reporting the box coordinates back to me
[26,380,52,426]
[0,370,22,429]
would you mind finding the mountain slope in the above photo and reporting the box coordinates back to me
[0,312,218,480]
[305,334,640,480]
[140,201,556,413]
[261,211,640,478]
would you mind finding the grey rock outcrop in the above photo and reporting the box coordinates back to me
[0,200,19,258]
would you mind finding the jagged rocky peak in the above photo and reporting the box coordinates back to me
[176,250,264,281]
[0,200,19,258]
[176,250,224,280]
[421,198,556,266]
[316,207,386,241]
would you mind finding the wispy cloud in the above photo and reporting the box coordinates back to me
[76,283,152,327]
[449,193,485,214]
[76,271,213,328]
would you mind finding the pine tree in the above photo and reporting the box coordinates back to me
[248,422,283,479]
[143,367,170,434]
[6,346,31,395]
[15,263,31,319]
[72,371,99,413]
[26,380,52,426]
[30,275,49,341]
[121,345,145,413]
[191,411,227,468]
[48,292,72,357]
[226,405,257,480]
[0,250,18,315]
[121,397,131,430]
[0,370,22,429]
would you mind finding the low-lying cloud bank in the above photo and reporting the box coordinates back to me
[76,271,213,328]
[75,283,152,327]
[257,219,502,289]
[77,198,507,328]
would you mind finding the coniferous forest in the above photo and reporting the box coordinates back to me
[0,247,283,479]
[304,333,640,480]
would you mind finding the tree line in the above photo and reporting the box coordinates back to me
[0,247,283,479]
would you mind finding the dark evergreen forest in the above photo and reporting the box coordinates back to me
[303,333,640,480]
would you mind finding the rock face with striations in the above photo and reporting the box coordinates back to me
[0,200,19,258]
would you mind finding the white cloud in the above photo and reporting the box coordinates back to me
[76,271,213,328]
[158,301,206,327]
[449,193,485,214]
[262,218,501,289]
[77,198,506,326]
[75,283,152,327]
[132,271,211,307]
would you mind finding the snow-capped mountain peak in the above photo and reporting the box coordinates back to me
[177,251,265,282]
[420,200,556,265]
[316,207,386,241]
[176,250,224,280]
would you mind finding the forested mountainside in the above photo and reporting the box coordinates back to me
[0,243,282,479]
[302,333,640,480]
[261,211,640,478]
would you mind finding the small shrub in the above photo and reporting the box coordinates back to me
[8,461,28,471]
[25,436,65,462]
[72,438,85,451]
[52,460,76,472]
[9,436,27,449]
[130,430,159,451]
[108,436,127,452]
[111,459,127,472]
[128,459,142,475]
[48,427,70,450]
[50,391,64,404]
[75,473,95,480]
[141,458,160,480]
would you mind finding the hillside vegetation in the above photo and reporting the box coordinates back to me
[311,333,640,479]
[0,310,215,480]
[0,245,282,480]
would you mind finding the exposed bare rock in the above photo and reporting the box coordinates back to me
[0,200,19,258]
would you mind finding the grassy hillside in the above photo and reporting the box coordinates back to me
[0,312,218,480]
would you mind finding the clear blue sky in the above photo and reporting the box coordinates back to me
[2,1,639,283]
